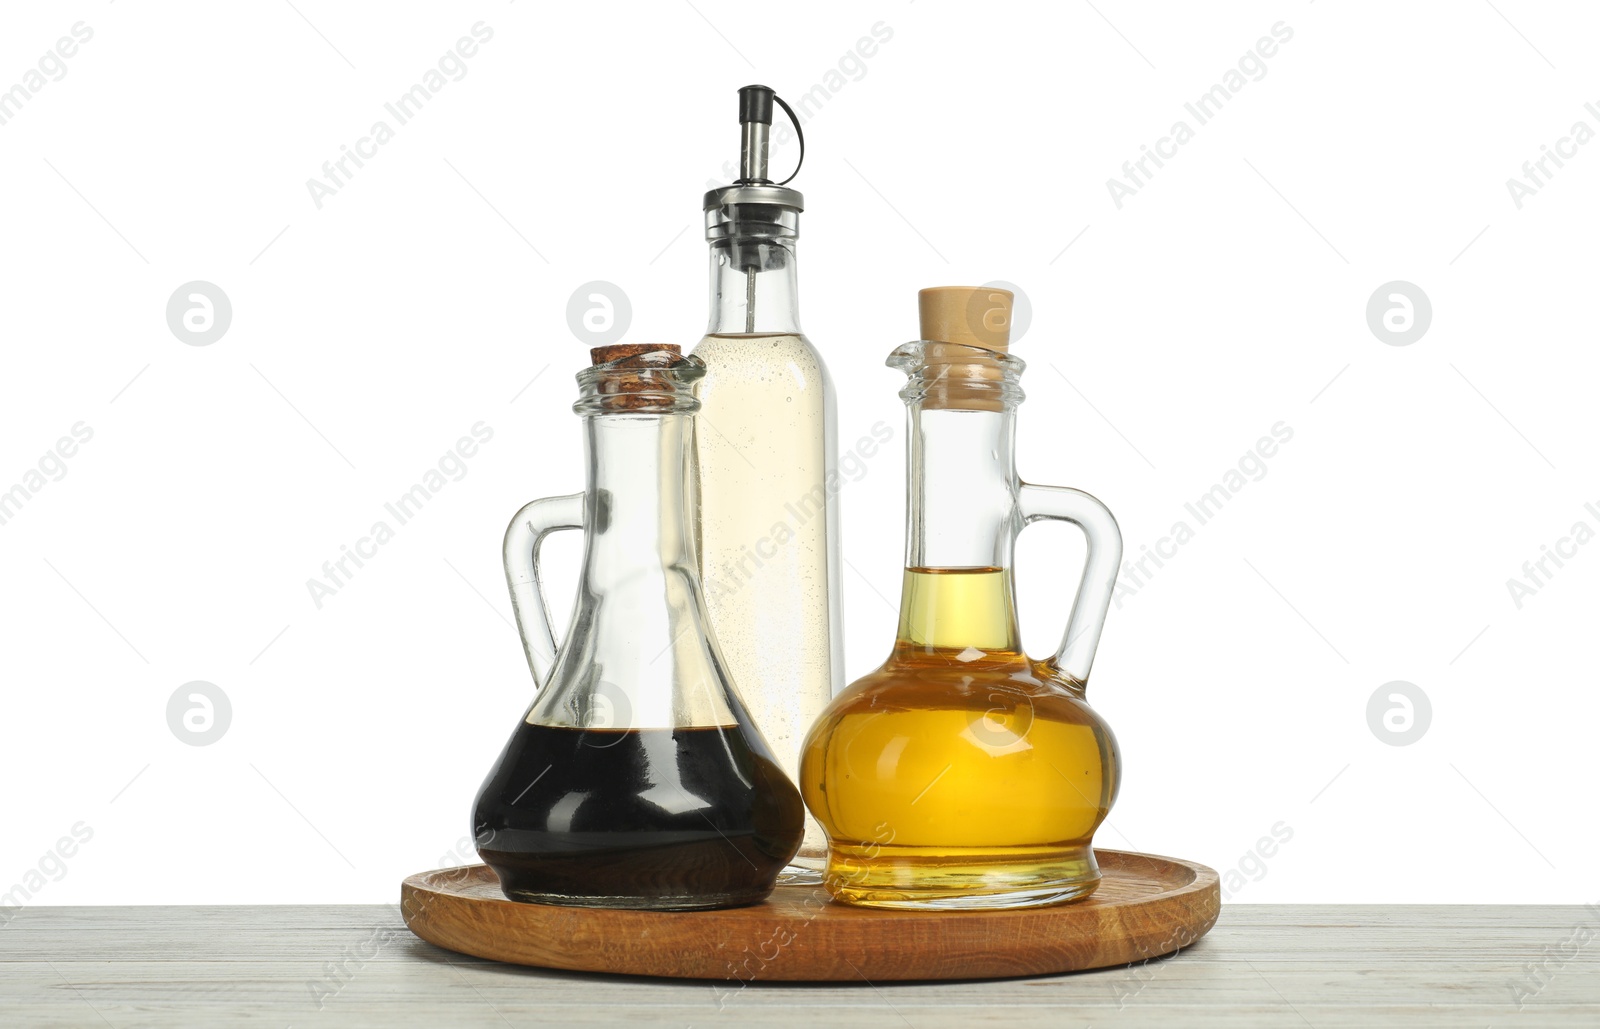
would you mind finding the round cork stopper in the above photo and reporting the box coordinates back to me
[918,286,1014,351]
[915,287,1014,411]
[588,344,685,411]
[590,343,680,365]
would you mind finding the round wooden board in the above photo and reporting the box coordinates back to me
[401,850,1219,982]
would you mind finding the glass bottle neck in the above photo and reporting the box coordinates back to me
[897,403,1024,655]
[581,412,696,586]
[706,235,801,335]
[523,406,742,731]
[905,404,1020,568]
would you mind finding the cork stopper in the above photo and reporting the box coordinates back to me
[915,287,1014,411]
[918,286,1013,351]
[589,344,685,411]
[591,343,679,365]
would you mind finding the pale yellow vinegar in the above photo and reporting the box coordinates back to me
[692,332,837,866]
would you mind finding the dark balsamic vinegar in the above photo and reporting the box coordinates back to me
[473,723,804,910]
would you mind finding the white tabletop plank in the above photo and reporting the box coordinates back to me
[0,904,1595,1027]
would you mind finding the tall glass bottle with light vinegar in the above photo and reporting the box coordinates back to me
[691,86,841,873]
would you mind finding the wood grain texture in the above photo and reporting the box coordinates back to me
[400,850,1220,981]
[3,904,1599,1027]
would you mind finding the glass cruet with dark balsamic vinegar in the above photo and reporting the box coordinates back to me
[474,345,804,910]
[800,287,1125,910]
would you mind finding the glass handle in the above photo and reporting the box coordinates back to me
[1017,483,1123,687]
[501,493,585,688]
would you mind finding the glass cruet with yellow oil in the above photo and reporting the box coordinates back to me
[799,286,1124,910]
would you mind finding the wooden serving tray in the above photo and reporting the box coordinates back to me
[401,849,1219,981]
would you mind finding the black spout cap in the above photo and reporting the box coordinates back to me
[739,84,774,125]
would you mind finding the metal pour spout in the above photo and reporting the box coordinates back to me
[738,84,775,183]
[702,84,805,334]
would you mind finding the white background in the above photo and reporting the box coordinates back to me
[1,0,1595,907]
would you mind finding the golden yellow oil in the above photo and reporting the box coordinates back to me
[800,567,1120,909]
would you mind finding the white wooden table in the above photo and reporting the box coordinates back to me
[1,904,1595,1026]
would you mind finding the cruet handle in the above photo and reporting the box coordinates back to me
[1017,483,1123,687]
[501,493,585,688]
